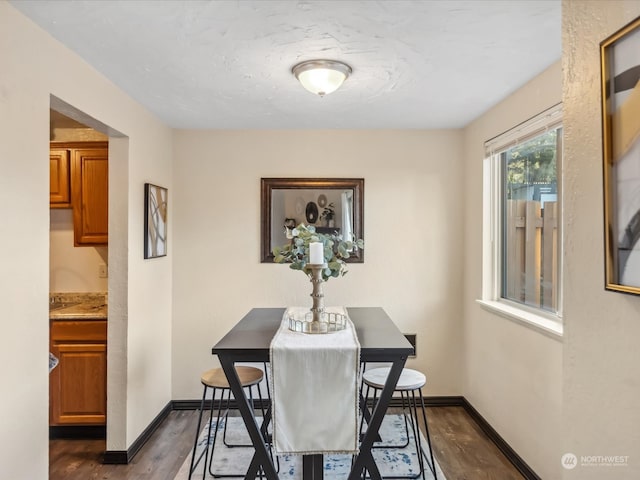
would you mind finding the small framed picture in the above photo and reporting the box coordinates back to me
[144,183,168,259]
[601,17,640,294]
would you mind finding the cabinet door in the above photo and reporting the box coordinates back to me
[49,342,107,425]
[50,149,71,207]
[72,148,108,245]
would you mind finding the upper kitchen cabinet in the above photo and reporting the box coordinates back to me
[50,142,109,246]
[72,146,108,245]
[50,149,71,207]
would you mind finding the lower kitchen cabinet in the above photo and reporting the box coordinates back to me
[50,320,107,426]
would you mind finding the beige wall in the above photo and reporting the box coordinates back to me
[563,1,640,478]
[171,130,465,399]
[462,62,563,479]
[50,209,109,292]
[0,2,173,477]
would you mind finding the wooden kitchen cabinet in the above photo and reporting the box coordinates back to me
[49,142,108,246]
[49,320,107,426]
[71,147,108,245]
[49,149,71,207]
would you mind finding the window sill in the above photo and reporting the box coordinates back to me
[476,299,563,340]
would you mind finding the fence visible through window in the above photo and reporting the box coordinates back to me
[503,199,558,311]
[501,127,561,313]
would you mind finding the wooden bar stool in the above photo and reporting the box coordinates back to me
[361,367,437,480]
[188,365,269,479]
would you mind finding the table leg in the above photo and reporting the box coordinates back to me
[348,357,407,480]
[303,454,323,480]
[218,356,279,480]
[359,389,382,443]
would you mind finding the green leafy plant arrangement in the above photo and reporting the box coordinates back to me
[273,223,364,281]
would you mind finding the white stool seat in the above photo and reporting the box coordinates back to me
[362,367,426,391]
[360,365,437,479]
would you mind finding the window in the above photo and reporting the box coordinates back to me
[481,104,563,332]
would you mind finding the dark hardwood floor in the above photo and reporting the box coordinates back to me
[424,407,524,480]
[49,407,524,480]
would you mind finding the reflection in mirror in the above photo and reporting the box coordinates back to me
[261,178,364,263]
[270,189,350,247]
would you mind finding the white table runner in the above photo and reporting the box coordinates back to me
[269,306,360,455]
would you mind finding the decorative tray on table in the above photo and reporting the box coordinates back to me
[287,311,347,334]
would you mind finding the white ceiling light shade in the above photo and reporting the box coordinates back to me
[292,60,352,96]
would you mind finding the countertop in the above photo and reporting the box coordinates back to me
[49,292,107,320]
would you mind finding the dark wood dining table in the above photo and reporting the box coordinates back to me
[211,307,413,480]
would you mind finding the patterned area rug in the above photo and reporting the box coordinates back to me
[174,414,445,479]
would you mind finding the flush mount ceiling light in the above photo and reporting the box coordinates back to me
[292,59,352,97]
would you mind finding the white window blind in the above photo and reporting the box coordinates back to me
[484,103,562,156]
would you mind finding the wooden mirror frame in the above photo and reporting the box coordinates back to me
[261,178,364,263]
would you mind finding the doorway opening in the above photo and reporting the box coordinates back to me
[48,95,129,462]
[49,108,108,439]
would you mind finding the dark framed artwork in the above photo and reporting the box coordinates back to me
[601,16,640,294]
[260,178,364,263]
[144,183,168,259]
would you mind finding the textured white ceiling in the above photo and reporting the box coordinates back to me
[12,0,561,129]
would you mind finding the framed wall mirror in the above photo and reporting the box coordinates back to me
[261,178,364,263]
